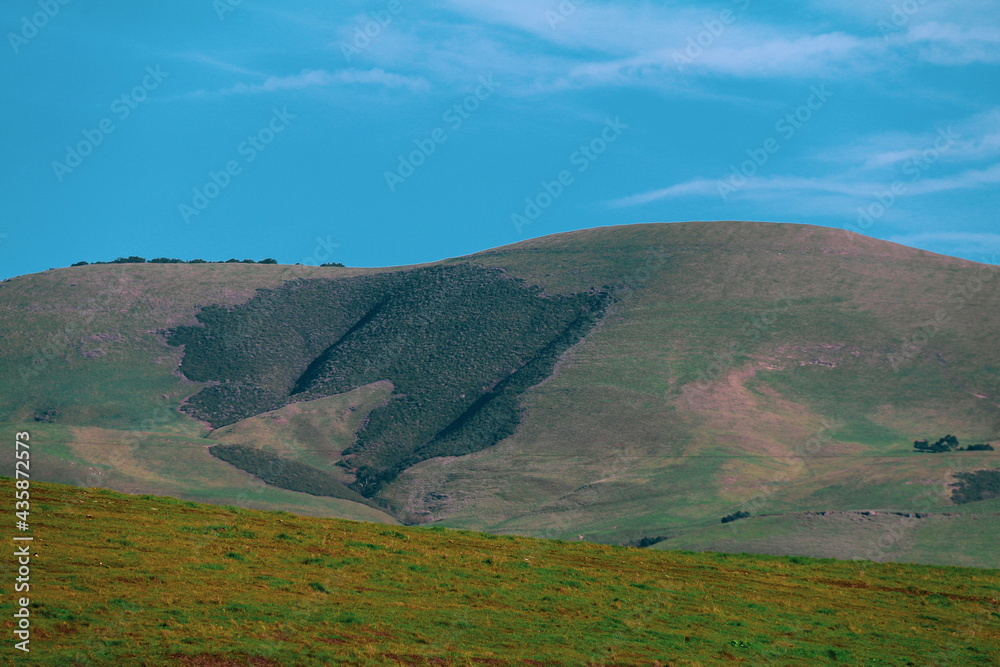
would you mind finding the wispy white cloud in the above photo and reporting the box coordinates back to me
[285,0,1000,104]
[173,67,431,102]
[241,0,1000,100]
[172,52,266,77]
[610,163,1000,208]
[811,0,1000,26]
[537,31,871,91]
[436,0,702,55]
[823,108,1000,170]
[610,179,719,208]
[905,162,1000,194]
[902,21,1000,65]
[690,33,872,78]
[609,175,871,208]
[223,68,431,94]
[431,0,896,86]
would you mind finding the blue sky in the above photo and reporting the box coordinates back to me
[2,0,998,279]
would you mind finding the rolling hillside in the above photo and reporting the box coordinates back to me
[1,221,998,563]
[4,478,998,665]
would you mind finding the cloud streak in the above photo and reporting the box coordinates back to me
[610,163,1000,208]
[223,68,431,95]
[902,21,1000,65]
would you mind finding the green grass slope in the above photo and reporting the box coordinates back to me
[0,423,397,524]
[1,221,998,559]
[4,478,998,665]
[653,509,1000,569]
[0,262,392,432]
[383,222,1000,547]
[207,382,395,478]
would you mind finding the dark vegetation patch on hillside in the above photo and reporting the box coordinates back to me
[951,470,1000,504]
[914,435,995,453]
[168,264,611,495]
[207,444,374,506]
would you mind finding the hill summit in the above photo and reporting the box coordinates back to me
[1,221,998,565]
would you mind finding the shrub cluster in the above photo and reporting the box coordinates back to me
[721,510,750,524]
[207,444,372,504]
[33,409,60,423]
[169,264,611,495]
[950,469,1000,504]
[913,435,994,453]
[630,536,668,548]
[71,257,281,267]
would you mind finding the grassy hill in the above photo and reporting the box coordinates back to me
[4,478,998,665]
[392,222,1000,551]
[0,221,998,561]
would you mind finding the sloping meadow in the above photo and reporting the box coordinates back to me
[5,478,999,665]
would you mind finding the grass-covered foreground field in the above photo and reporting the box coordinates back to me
[4,479,998,665]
